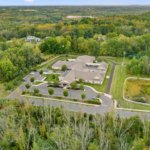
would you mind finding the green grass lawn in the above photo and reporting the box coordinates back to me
[44,74,59,82]
[97,56,130,65]
[111,65,150,110]
[39,54,78,70]
[84,63,112,92]
[34,81,43,85]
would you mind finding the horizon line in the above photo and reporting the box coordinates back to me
[0,4,150,7]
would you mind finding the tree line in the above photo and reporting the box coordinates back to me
[0,40,42,89]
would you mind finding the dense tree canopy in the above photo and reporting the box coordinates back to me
[0,100,150,150]
[0,42,42,81]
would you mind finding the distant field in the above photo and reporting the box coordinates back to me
[125,79,150,104]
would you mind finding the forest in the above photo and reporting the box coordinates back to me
[0,6,150,149]
[0,99,150,150]
[0,7,150,85]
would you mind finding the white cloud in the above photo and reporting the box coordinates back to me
[24,0,35,3]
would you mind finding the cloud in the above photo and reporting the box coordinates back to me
[24,0,35,3]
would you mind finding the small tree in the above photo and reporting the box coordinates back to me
[61,64,67,71]
[81,93,86,100]
[30,77,35,82]
[33,88,39,95]
[70,81,78,89]
[39,70,43,75]
[52,74,56,79]
[48,88,54,95]
[80,84,84,90]
[79,78,83,83]
[25,83,30,89]
[63,89,68,97]
[53,80,59,87]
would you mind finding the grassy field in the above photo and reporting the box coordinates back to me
[111,65,150,110]
[44,74,59,82]
[84,63,112,92]
[97,56,130,64]
[39,54,78,70]
[125,79,150,104]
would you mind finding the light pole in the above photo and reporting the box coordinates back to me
[121,51,126,73]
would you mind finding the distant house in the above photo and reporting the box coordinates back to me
[52,55,108,86]
[26,36,41,42]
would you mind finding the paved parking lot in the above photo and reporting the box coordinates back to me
[22,83,99,101]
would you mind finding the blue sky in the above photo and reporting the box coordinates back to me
[0,0,150,6]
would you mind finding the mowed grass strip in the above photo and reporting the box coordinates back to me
[44,74,59,82]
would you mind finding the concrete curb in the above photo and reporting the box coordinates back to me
[84,85,101,94]
[21,95,101,107]
[114,100,150,113]
[32,82,48,87]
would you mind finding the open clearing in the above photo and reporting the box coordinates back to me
[125,79,150,104]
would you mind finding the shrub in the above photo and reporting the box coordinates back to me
[39,70,43,75]
[61,64,67,71]
[33,88,39,95]
[48,88,54,95]
[70,82,78,89]
[30,77,35,82]
[63,89,68,97]
[81,93,86,100]
[22,91,26,95]
[79,78,83,83]
[80,84,84,90]
[5,83,13,91]
[52,74,56,79]
[133,97,147,103]
[25,83,30,89]
[84,100,101,105]
[53,80,59,87]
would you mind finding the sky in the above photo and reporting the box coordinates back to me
[0,0,150,6]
